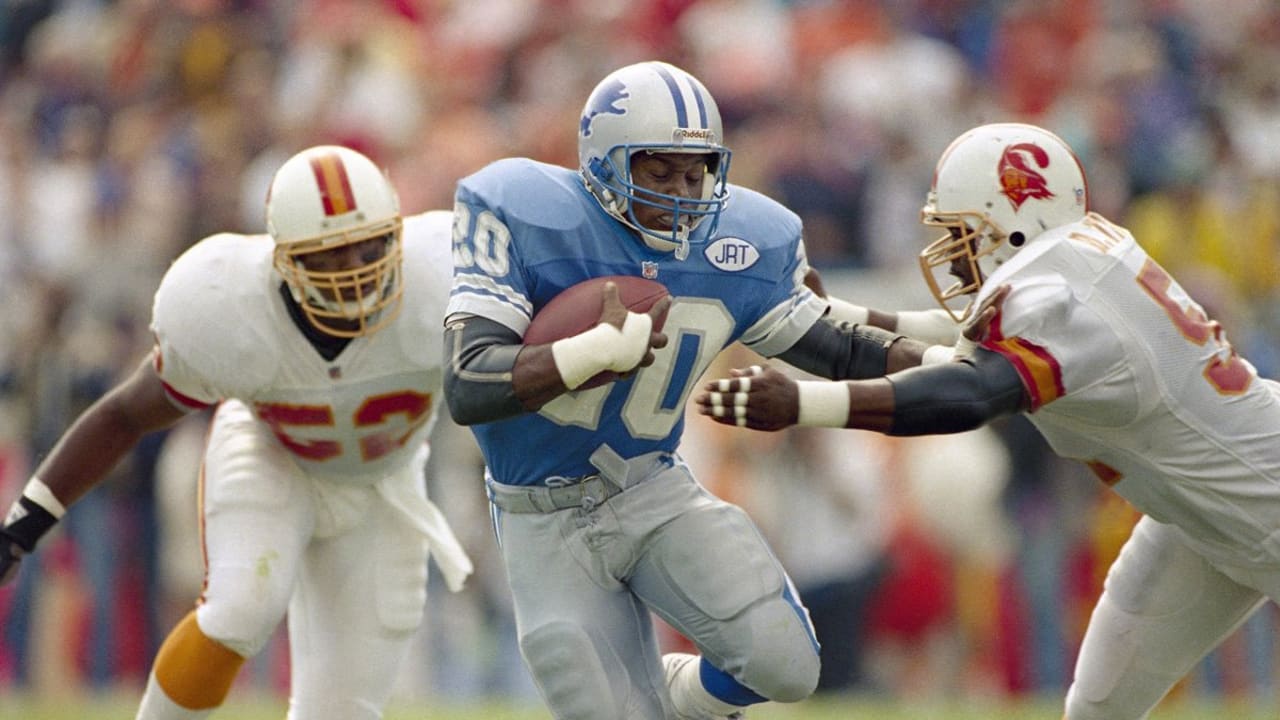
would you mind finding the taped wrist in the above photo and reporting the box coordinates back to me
[796,381,851,427]
[951,332,978,359]
[922,344,955,365]
[895,309,960,345]
[550,313,653,390]
[3,478,66,552]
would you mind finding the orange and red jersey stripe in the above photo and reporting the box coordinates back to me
[982,311,1065,410]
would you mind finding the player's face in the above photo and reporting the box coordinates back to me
[298,234,390,303]
[629,152,708,232]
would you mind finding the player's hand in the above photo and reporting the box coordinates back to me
[600,283,670,375]
[639,295,671,365]
[597,281,630,330]
[0,531,26,587]
[695,365,798,431]
[955,284,1008,357]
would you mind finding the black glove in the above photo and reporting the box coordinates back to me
[0,495,60,587]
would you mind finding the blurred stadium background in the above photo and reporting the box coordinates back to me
[2,0,1280,717]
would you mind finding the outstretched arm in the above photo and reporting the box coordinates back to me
[772,316,932,380]
[697,285,1018,432]
[694,347,1029,435]
[1,353,190,583]
[803,267,959,346]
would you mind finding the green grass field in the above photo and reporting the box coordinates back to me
[6,692,1279,720]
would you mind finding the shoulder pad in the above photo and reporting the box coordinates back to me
[459,158,589,231]
[715,184,803,246]
[984,279,1073,347]
[151,233,279,396]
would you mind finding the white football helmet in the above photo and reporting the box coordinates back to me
[920,123,1088,320]
[578,61,731,259]
[266,145,404,338]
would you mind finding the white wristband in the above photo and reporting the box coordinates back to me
[824,297,869,326]
[796,381,851,427]
[551,323,620,390]
[616,311,654,370]
[952,332,978,359]
[921,344,955,365]
[22,477,67,519]
[549,312,653,390]
[895,309,960,345]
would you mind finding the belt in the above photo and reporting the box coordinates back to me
[488,475,622,513]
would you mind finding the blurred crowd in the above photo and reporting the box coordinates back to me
[2,0,1280,710]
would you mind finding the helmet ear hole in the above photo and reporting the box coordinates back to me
[1009,231,1026,248]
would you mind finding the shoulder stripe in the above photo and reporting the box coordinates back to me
[988,337,1063,409]
[450,273,533,317]
[1086,460,1124,486]
[161,379,213,410]
[983,312,1064,409]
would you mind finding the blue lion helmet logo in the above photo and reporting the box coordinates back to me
[580,79,629,138]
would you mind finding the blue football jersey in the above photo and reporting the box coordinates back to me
[448,158,826,486]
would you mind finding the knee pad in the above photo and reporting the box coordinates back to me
[1065,670,1180,720]
[1066,524,1264,720]
[198,584,289,658]
[640,503,818,703]
[735,594,820,703]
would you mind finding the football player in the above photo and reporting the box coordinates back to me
[0,145,472,720]
[697,122,1280,720]
[442,60,956,720]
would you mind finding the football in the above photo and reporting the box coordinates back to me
[524,275,670,389]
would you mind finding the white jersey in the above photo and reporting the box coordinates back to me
[151,210,454,485]
[977,212,1280,569]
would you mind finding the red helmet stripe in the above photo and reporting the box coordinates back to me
[309,152,358,216]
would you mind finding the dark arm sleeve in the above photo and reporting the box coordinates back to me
[442,315,528,425]
[886,346,1030,436]
[773,316,902,380]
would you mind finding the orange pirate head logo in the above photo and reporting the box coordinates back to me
[997,142,1055,210]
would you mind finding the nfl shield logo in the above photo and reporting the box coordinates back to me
[642,262,659,279]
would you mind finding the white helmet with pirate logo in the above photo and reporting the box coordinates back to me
[578,60,732,259]
[920,123,1088,320]
[266,145,404,338]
